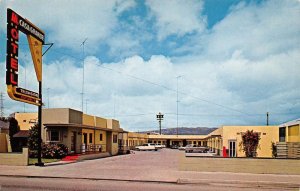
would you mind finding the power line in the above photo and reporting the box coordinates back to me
[35,48,295,118]
[96,63,251,116]
[0,92,4,117]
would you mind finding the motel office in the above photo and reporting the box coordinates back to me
[14,108,123,156]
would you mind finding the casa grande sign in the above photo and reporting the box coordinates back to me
[6,8,44,106]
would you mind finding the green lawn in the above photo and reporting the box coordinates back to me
[29,158,61,165]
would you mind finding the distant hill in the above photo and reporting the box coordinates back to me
[139,127,217,135]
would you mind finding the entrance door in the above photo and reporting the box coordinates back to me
[166,140,170,147]
[71,131,76,153]
[229,140,236,157]
[83,133,88,149]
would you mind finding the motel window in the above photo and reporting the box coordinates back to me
[49,130,60,142]
[113,134,118,143]
[158,141,161,144]
[100,133,103,141]
[89,133,93,143]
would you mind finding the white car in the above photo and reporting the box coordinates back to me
[155,144,166,149]
[185,144,209,153]
[135,143,158,151]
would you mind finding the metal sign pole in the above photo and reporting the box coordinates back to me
[36,81,43,166]
[35,43,53,166]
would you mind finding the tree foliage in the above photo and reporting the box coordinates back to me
[27,124,68,158]
[241,130,260,157]
[8,117,20,152]
[28,124,39,151]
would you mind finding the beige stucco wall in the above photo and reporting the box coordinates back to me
[14,112,38,130]
[148,134,207,140]
[221,126,279,158]
[107,119,120,130]
[0,148,28,166]
[95,117,107,128]
[128,132,148,146]
[42,108,83,125]
[82,114,95,127]
[95,130,107,152]
[111,132,119,155]
[0,133,8,152]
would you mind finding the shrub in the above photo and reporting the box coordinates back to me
[42,144,69,159]
[28,124,39,158]
[241,130,260,157]
[271,142,277,158]
[8,117,20,152]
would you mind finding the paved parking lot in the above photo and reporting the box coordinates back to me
[0,148,299,190]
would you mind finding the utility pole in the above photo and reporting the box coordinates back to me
[80,38,87,112]
[47,88,50,108]
[85,99,89,114]
[23,60,27,112]
[156,112,164,135]
[0,92,4,117]
[176,75,182,136]
[267,112,269,126]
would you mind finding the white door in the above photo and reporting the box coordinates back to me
[229,140,236,157]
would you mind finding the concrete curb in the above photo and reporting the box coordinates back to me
[177,178,300,189]
[0,174,177,184]
[0,174,299,189]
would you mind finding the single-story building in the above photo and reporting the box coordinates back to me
[42,108,124,156]
[147,134,207,147]
[277,119,300,158]
[279,118,300,143]
[206,126,279,157]
[13,108,124,156]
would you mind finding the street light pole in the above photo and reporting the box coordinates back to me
[156,112,164,135]
[176,76,182,136]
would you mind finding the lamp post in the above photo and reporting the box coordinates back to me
[176,75,182,136]
[156,112,164,135]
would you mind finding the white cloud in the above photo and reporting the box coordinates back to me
[1,0,299,131]
[204,0,300,60]
[2,0,136,51]
[145,0,206,40]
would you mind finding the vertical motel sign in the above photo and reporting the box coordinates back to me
[6,8,44,105]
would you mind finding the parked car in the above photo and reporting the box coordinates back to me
[155,144,166,149]
[135,143,158,151]
[185,144,209,153]
[170,144,179,149]
[178,145,186,150]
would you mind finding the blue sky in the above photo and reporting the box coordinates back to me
[0,0,299,131]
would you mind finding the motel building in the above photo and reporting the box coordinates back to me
[13,108,124,156]
[147,134,207,148]
[205,126,279,157]
[1,110,299,160]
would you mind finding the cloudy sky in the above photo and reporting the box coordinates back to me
[0,0,299,131]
